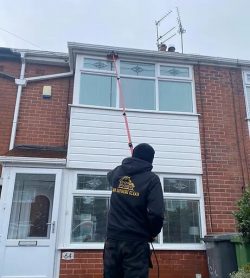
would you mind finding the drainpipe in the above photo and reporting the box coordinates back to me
[9,52,26,150]
[8,53,73,150]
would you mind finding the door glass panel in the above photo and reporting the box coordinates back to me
[8,174,55,239]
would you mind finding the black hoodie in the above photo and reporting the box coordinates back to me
[106,157,164,242]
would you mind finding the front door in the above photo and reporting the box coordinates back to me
[0,168,62,278]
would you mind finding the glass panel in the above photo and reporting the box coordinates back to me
[160,65,189,78]
[8,174,55,239]
[246,86,250,113]
[84,58,114,71]
[163,199,201,243]
[80,74,116,107]
[121,78,155,110]
[120,61,155,77]
[159,81,193,112]
[71,196,109,242]
[164,178,196,194]
[246,74,250,83]
[77,174,110,190]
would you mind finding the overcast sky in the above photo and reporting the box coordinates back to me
[0,0,249,60]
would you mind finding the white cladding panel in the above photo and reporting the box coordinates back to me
[67,107,202,174]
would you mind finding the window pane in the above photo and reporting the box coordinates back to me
[8,174,55,239]
[120,61,155,77]
[121,78,155,110]
[77,174,110,190]
[246,86,250,113]
[160,66,189,78]
[164,178,196,194]
[84,58,114,71]
[246,73,250,84]
[80,74,116,107]
[163,199,201,243]
[71,196,109,242]
[159,81,193,112]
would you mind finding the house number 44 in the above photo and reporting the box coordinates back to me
[62,252,74,260]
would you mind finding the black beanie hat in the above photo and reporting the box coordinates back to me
[132,143,155,164]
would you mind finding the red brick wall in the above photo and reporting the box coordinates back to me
[59,250,209,278]
[0,60,20,156]
[0,60,21,176]
[58,65,250,278]
[194,65,249,233]
[15,64,73,147]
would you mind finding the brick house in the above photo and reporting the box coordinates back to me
[0,43,250,278]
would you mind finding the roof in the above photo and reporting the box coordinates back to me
[12,48,69,67]
[68,42,250,70]
[0,47,21,61]
[4,145,67,159]
[7,41,250,71]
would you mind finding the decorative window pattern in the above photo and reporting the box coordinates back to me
[78,57,194,113]
[120,61,155,77]
[160,65,190,78]
[164,178,196,194]
[70,173,203,247]
[83,58,114,71]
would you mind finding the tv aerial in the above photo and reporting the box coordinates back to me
[155,7,186,53]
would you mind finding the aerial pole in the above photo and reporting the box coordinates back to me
[176,7,186,54]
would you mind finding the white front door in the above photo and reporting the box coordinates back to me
[0,168,62,278]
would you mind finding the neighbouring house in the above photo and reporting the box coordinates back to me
[0,42,250,278]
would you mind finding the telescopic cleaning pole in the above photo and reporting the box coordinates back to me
[107,51,133,155]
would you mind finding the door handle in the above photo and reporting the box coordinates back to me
[47,221,56,233]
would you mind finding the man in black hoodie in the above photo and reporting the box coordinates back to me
[103,143,164,278]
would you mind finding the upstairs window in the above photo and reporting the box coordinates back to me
[78,57,194,113]
[80,58,116,107]
[120,61,155,110]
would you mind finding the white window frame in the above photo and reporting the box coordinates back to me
[62,170,206,250]
[74,55,196,114]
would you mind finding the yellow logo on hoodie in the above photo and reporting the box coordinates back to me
[112,176,139,197]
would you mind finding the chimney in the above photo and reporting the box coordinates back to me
[158,43,167,51]
[168,45,176,52]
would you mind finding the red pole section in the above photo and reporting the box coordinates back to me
[112,54,133,155]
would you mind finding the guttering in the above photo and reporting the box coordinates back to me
[9,52,26,150]
[12,48,69,67]
[68,42,250,70]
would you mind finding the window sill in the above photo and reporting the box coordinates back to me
[58,242,206,251]
[70,104,200,117]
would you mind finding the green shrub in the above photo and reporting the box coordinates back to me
[233,188,250,243]
[230,263,250,278]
